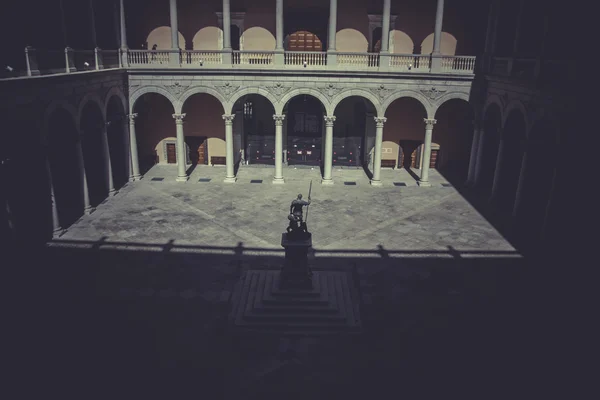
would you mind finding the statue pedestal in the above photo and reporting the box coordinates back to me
[280,232,312,290]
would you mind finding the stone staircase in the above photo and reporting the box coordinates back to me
[231,269,361,335]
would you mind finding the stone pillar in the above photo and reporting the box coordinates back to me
[490,138,505,202]
[371,117,386,186]
[273,114,285,184]
[430,0,445,72]
[512,149,528,217]
[379,0,391,70]
[102,123,117,195]
[119,0,129,66]
[222,0,232,64]
[482,0,497,73]
[322,116,335,185]
[94,47,104,70]
[75,138,94,214]
[418,118,436,187]
[25,46,40,76]
[45,157,64,237]
[128,113,141,181]
[89,0,97,48]
[327,0,338,66]
[473,127,488,186]
[65,47,75,73]
[223,114,236,183]
[169,0,180,66]
[172,113,188,182]
[275,0,285,65]
[466,122,482,186]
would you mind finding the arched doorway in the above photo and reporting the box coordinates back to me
[181,93,225,168]
[80,102,108,207]
[332,97,377,167]
[478,104,502,194]
[433,99,474,182]
[494,109,527,212]
[133,93,176,174]
[106,96,128,190]
[284,95,326,167]
[231,94,276,165]
[47,108,84,229]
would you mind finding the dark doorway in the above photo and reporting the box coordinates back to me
[286,96,323,166]
[186,136,208,165]
[166,143,176,164]
[231,25,240,51]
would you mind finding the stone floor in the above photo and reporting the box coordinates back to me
[29,165,533,399]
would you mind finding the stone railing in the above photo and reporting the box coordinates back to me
[181,50,222,66]
[337,52,379,68]
[233,51,274,66]
[6,47,479,79]
[389,54,431,71]
[284,51,327,67]
[440,55,476,73]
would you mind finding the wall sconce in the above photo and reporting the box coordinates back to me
[84,61,90,68]
[5,65,13,72]
[408,63,412,70]
[199,59,203,66]
[303,60,307,68]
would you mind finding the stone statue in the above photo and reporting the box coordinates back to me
[287,193,311,235]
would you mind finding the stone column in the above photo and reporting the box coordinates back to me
[371,117,386,186]
[173,113,188,182]
[102,123,117,195]
[473,127,488,186]
[512,149,528,217]
[223,114,236,183]
[466,121,482,186]
[128,113,141,181]
[89,0,97,48]
[273,114,285,184]
[327,0,338,66]
[119,0,129,66]
[25,46,40,76]
[222,0,232,64]
[418,118,436,187]
[75,138,94,214]
[169,0,180,66]
[430,0,445,71]
[379,0,391,69]
[45,157,64,237]
[490,138,505,202]
[275,0,284,65]
[322,116,336,185]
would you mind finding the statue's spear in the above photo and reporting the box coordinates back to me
[305,179,313,224]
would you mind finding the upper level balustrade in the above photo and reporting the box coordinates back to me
[11,46,479,78]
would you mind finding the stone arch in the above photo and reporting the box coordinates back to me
[146,26,186,50]
[433,91,471,112]
[336,29,368,52]
[331,90,383,117]
[382,91,433,118]
[104,86,128,117]
[227,88,277,114]
[129,86,177,113]
[42,100,78,146]
[482,94,505,126]
[178,86,226,114]
[77,92,106,131]
[503,100,530,135]
[420,32,457,55]
[277,88,331,115]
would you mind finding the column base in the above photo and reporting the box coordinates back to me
[129,174,142,182]
[321,179,334,185]
[272,177,285,184]
[224,176,237,183]
[370,179,383,186]
[417,180,431,187]
[84,206,95,215]
[108,188,118,196]
[52,228,65,238]
[176,176,189,182]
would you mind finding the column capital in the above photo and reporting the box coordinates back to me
[324,115,336,126]
[273,114,286,125]
[127,113,138,122]
[424,118,437,129]
[222,114,235,124]
[374,117,387,127]
[172,113,186,123]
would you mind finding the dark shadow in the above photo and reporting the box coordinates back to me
[404,166,421,182]
[361,163,373,180]
[234,159,241,175]
[185,163,198,176]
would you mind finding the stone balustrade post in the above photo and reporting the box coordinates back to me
[25,46,40,76]
[65,47,75,73]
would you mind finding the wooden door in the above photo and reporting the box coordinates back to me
[288,31,323,51]
[198,140,207,164]
[166,143,176,164]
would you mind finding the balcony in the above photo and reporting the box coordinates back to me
[13,47,477,78]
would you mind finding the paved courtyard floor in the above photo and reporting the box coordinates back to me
[35,165,531,399]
